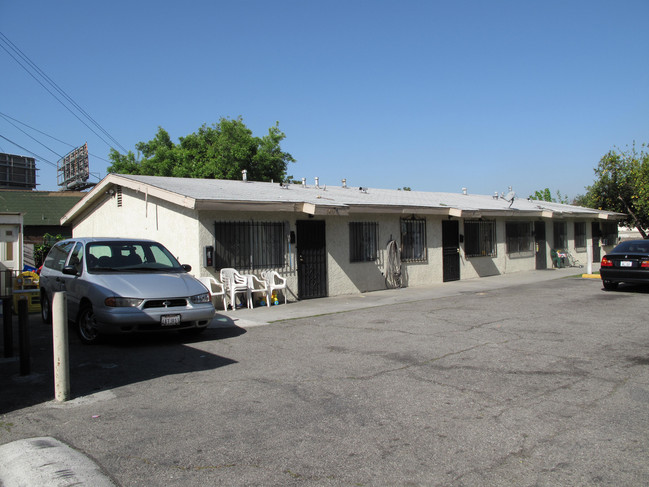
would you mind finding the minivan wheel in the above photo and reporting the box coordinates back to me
[41,292,52,324]
[77,303,100,344]
[603,280,618,291]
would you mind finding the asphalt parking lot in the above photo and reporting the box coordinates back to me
[1,271,649,486]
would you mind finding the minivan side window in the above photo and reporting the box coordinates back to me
[43,241,75,272]
[68,242,84,274]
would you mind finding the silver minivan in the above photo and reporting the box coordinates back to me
[39,238,215,344]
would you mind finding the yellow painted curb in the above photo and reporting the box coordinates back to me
[581,274,600,279]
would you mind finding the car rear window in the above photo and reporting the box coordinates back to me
[613,241,649,254]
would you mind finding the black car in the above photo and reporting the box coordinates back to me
[600,239,649,290]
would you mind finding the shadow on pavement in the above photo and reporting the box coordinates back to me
[0,314,244,415]
[601,283,649,294]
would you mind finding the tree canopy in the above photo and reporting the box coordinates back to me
[107,117,295,182]
[529,188,569,204]
[580,143,649,238]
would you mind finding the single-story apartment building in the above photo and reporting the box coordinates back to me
[62,174,624,300]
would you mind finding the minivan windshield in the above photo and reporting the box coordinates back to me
[86,241,183,272]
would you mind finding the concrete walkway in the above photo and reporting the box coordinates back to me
[214,265,599,329]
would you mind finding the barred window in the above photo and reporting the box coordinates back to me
[574,222,586,250]
[464,220,497,257]
[349,222,379,262]
[506,222,534,256]
[214,221,286,270]
[553,222,567,249]
[400,218,427,262]
[600,222,619,246]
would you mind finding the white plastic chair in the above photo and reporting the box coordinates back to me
[220,268,249,310]
[198,276,227,310]
[261,270,287,305]
[247,274,269,308]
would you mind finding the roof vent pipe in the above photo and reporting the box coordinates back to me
[342,178,347,188]
[302,177,306,187]
[242,169,248,182]
[315,177,319,188]
[462,187,467,195]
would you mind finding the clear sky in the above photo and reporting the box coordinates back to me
[1,1,647,200]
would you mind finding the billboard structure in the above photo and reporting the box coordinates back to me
[57,143,94,190]
[0,153,37,189]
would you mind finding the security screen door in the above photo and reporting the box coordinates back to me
[534,221,547,270]
[442,220,460,282]
[296,220,327,299]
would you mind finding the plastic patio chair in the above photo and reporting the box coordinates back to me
[198,276,227,310]
[261,270,288,305]
[247,274,270,308]
[219,268,249,310]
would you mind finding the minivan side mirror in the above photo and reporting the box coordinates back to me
[62,265,79,276]
[182,264,192,272]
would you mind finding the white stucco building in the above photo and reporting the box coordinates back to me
[62,174,624,301]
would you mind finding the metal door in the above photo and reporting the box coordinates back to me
[442,220,460,282]
[297,220,327,299]
[534,221,547,269]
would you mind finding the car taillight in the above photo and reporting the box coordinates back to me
[642,260,649,268]
[601,257,613,267]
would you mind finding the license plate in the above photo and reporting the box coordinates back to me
[161,314,181,326]
[620,261,633,267]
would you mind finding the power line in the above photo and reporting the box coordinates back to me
[0,134,57,167]
[0,111,113,164]
[0,31,128,153]
[0,111,73,147]
[0,112,63,159]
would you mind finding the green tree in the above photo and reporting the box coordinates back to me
[34,233,63,267]
[529,188,569,204]
[581,143,649,238]
[108,117,295,182]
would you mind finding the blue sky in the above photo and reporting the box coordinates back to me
[1,1,648,199]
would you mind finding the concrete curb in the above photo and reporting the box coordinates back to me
[0,436,117,486]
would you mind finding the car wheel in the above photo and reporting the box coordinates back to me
[603,280,618,291]
[77,303,101,344]
[41,292,52,324]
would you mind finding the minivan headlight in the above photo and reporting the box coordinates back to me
[105,297,143,307]
[190,292,211,304]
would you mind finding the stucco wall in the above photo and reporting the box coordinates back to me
[71,188,201,272]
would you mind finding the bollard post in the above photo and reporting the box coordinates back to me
[52,292,70,402]
[2,296,12,358]
[18,298,30,376]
